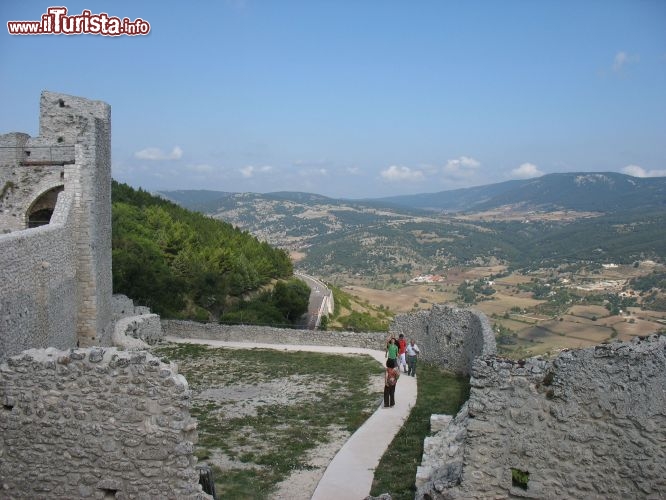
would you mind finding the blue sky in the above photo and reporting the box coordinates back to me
[1,1,665,198]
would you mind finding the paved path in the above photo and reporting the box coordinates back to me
[165,337,418,499]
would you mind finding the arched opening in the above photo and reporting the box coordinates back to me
[27,185,64,228]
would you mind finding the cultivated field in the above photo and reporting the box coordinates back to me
[335,263,666,359]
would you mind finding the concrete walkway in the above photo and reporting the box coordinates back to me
[165,337,418,499]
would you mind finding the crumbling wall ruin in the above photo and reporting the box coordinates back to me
[390,303,496,375]
[0,347,209,499]
[0,92,206,499]
[417,334,666,499]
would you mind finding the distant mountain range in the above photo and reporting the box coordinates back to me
[158,172,666,277]
[376,172,666,213]
[161,172,666,215]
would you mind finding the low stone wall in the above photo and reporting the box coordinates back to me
[390,304,496,375]
[111,294,164,349]
[0,347,210,499]
[113,314,164,349]
[417,335,666,499]
[162,320,388,349]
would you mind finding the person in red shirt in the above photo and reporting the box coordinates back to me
[397,333,408,373]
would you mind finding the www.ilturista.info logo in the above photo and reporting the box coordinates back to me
[7,6,150,36]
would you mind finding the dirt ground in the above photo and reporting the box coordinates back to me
[192,364,386,500]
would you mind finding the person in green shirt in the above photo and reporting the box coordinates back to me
[385,336,398,363]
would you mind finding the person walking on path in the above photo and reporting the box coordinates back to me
[385,336,398,365]
[397,334,408,373]
[383,358,400,407]
[406,339,421,377]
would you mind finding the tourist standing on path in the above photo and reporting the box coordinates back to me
[397,334,408,373]
[383,358,400,407]
[406,339,420,377]
[385,336,398,365]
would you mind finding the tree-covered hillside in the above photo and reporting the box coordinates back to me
[112,181,293,319]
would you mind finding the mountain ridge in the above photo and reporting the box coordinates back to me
[159,172,666,215]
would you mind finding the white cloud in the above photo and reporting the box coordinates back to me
[240,165,273,178]
[622,164,666,178]
[612,51,638,72]
[442,156,481,179]
[510,162,544,179]
[381,165,424,182]
[134,146,183,161]
[346,166,360,175]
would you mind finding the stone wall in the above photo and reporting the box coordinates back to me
[0,91,113,359]
[390,304,496,375]
[0,347,210,499]
[0,192,78,357]
[45,92,115,347]
[113,314,164,349]
[163,320,388,349]
[417,335,666,499]
[0,132,66,231]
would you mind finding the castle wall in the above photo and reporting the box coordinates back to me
[40,91,114,347]
[417,335,666,499]
[0,192,78,356]
[0,91,113,357]
[163,320,388,349]
[390,304,496,375]
[0,134,65,231]
[0,347,210,499]
[164,309,496,370]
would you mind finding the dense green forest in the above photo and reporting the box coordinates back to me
[111,181,295,321]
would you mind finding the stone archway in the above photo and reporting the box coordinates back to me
[26,185,64,228]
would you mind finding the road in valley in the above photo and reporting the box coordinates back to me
[295,272,330,330]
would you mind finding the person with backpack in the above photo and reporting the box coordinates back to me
[383,358,400,408]
[397,333,408,373]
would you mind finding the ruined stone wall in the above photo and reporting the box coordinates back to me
[163,320,388,349]
[113,315,164,349]
[0,347,210,499]
[390,304,496,375]
[0,91,113,357]
[417,335,666,499]
[0,192,78,358]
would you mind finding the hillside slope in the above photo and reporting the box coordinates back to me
[112,181,293,318]
[159,172,666,278]
[378,172,666,213]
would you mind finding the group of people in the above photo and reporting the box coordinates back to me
[383,333,420,408]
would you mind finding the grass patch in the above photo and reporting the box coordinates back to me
[153,342,384,498]
[370,362,470,499]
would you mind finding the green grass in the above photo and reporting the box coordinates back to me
[370,363,470,499]
[153,343,384,498]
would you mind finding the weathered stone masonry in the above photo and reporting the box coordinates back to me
[0,91,113,357]
[0,92,207,499]
[390,303,496,375]
[417,335,666,499]
[0,347,206,499]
